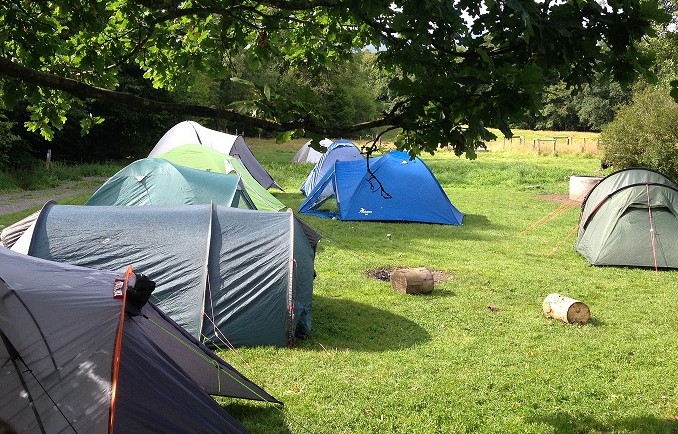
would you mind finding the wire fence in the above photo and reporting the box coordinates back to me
[484,135,601,155]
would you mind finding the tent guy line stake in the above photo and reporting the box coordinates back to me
[547,224,579,257]
[521,202,577,234]
[201,313,251,368]
[646,184,659,273]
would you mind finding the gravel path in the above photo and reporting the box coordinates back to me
[0,177,106,216]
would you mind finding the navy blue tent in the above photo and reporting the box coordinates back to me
[299,150,463,225]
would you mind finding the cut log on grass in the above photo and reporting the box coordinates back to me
[542,293,591,324]
[390,267,434,294]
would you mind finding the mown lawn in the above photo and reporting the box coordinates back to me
[2,139,677,433]
[227,141,678,434]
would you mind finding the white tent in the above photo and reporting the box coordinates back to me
[291,139,333,163]
[149,120,283,190]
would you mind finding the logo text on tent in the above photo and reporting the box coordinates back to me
[359,208,373,215]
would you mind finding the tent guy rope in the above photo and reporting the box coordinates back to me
[646,184,659,273]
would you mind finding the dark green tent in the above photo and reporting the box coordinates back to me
[85,157,255,209]
[576,168,678,269]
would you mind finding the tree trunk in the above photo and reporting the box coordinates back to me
[542,293,590,324]
[390,267,434,294]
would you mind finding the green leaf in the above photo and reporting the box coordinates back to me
[275,130,294,144]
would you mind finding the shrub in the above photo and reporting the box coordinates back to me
[0,114,22,169]
[600,86,678,180]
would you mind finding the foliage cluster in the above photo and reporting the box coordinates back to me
[593,1,678,176]
[519,80,632,132]
[600,87,678,179]
[0,1,667,159]
[0,51,386,167]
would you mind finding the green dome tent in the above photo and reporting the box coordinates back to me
[85,157,256,209]
[576,167,678,269]
[156,144,286,212]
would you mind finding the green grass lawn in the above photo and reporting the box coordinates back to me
[227,145,678,434]
[2,141,677,433]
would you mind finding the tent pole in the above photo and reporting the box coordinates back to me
[109,266,134,434]
[0,331,47,434]
[286,212,296,347]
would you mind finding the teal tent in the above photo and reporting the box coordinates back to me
[14,203,315,347]
[576,167,678,268]
[85,157,255,209]
[156,144,286,212]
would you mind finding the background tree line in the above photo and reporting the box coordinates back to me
[0,50,386,168]
[0,46,638,168]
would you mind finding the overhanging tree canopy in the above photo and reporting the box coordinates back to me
[0,1,668,157]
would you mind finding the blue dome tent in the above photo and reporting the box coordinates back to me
[299,150,463,225]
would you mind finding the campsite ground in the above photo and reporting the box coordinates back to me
[2,137,678,434]
[0,177,106,216]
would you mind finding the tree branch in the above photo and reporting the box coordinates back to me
[0,56,396,136]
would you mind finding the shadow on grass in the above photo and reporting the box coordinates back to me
[221,402,291,434]
[301,295,430,352]
[461,213,492,226]
[276,191,498,232]
[529,411,678,434]
[587,317,605,327]
[294,210,503,251]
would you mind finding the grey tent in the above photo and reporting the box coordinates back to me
[148,120,283,190]
[0,209,39,249]
[85,158,256,209]
[0,247,279,433]
[14,203,315,347]
[291,140,323,164]
[576,167,678,268]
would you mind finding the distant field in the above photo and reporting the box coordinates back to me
[247,129,603,163]
[484,129,601,155]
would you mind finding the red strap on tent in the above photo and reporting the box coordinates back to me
[109,266,134,434]
[646,184,659,272]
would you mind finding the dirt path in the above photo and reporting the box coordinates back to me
[0,177,107,216]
